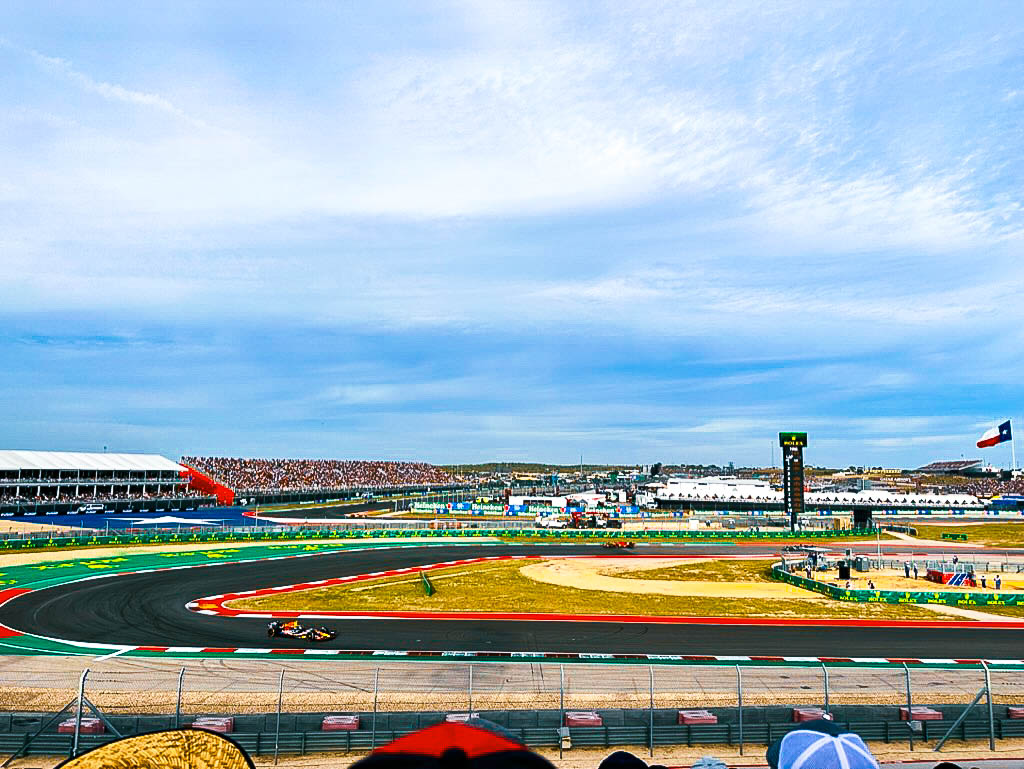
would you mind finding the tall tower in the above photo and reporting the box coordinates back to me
[779,432,808,531]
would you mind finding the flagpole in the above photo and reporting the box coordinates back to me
[1012,418,1017,473]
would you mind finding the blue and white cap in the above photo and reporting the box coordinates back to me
[774,730,878,769]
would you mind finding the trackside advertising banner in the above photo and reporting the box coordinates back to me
[0,527,865,552]
[773,564,1024,606]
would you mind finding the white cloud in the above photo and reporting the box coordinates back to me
[744,171,1020,252]
[24,47,209,129]
[0,0,1021,408]
[2,1,1017,251]
[320,377,480,405]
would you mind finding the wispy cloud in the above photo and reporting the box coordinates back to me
[3,39,211,129]
[1,2,1022,464]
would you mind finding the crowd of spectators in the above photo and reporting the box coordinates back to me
[925,477,1024,497]
[0,488,210,505]
[182,456,453,493]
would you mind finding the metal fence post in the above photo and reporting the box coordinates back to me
[822,663,830,714]
[934,687,987,752]
[371,667,380,750]
[273,669,285,765]
[559,665,565,761]
[736,665,744,756]
[903,663,914,751]
[648,665,654,759]
[72,669,89,758]
[981,660,995,751]
[175,668,185,728]
[468,664,473,714]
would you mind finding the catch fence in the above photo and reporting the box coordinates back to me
[0,660,1021,760]
[775,558,1024,606]
[0,526,868,552]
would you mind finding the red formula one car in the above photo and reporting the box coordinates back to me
[602,540,635,549]
[267,620,336,642]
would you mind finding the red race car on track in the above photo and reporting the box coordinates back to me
[602,540,635,549]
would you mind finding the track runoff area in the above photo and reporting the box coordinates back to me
[1,538,1024,669]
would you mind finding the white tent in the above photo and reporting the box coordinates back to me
[0,450,183,473]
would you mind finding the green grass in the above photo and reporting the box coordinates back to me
[616,559,775,582]
[227,558,951,621]
[911,522,1024,548]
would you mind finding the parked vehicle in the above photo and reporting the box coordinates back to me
[534,514,569,529]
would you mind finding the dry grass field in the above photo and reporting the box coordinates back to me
[227,557,951,621]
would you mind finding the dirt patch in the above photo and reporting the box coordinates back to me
[614,558,774,583]
[0,520,80,534]
[226,557,950,621]
[520,557,816,599]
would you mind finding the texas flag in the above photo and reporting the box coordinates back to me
[977,420,1012,449]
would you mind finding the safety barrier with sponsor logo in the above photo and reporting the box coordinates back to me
[772,563,1024,607]
[0,527,869,553]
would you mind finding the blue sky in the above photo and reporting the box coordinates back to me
[1,1,1022,467]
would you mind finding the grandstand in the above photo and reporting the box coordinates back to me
[180,456,456,505]
[647,476,983,514]
[0,450,212,516]
[915,459,985,475]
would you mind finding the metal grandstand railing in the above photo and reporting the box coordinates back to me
[0,660,1020,759]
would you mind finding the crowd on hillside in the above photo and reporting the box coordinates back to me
[181,456,453,492]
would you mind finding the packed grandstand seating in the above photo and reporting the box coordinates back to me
[929,477,1024,497]
[182,456,453,492]
[915,459,983,473]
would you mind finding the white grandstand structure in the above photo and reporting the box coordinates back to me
[0,450,199,510]
[647,476,983,512]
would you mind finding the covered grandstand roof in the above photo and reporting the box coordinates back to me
[915,459,983,473]
[0,450,184,473]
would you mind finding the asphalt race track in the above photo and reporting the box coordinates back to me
[1,544,1021,658]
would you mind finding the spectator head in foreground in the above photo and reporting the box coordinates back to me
[597,750,663,769]
[56,729,253,769]
[767,720,878,769]
[352,720,556,769]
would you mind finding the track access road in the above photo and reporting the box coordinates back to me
[0,544,1021,658]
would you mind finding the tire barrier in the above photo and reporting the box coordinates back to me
[2,707,1024,757]
[772,563,1024,607]
[0,527,869,553]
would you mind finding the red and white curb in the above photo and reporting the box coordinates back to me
[0,543,444,652]
[84,646,1024,667]
[188,556,1024,630]
[189,554,531,615]
[6,545,1024,667]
